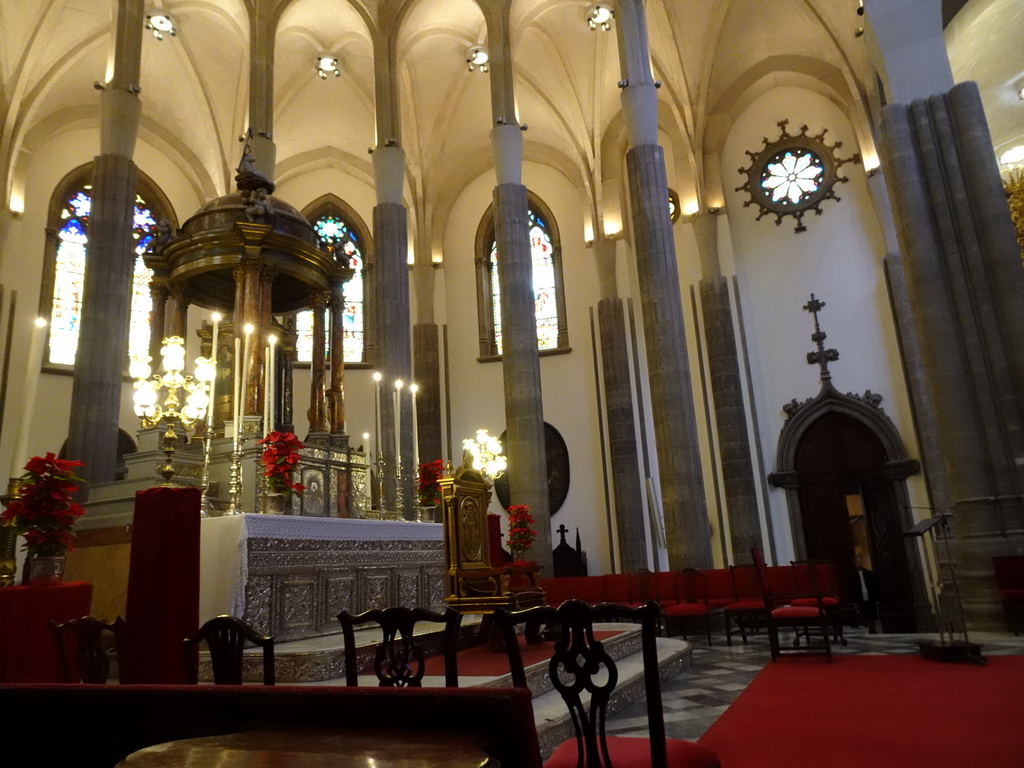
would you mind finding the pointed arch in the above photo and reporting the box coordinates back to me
[297,194,374,364]
[40,163,176,368]
[473,191,568,359]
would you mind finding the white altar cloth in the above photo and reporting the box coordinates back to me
[200,515,443,624]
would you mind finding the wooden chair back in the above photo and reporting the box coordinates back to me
[50,615,126,684]
[337,606,462,687]
[495,599,675,768]
[182,615,275,685]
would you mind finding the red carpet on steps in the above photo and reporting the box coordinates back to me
[697,654,1024,768]
[426,631,618,677]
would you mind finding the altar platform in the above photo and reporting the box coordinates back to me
[200,514,445,642]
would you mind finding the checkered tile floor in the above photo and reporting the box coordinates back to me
[605,627,1024,742]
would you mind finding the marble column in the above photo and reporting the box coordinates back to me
[64,0,144,486]
[479,0,552,571]
[308,291,330,440]
[147,281,168,362]
[615,0,711,568]
[328,273,352,443]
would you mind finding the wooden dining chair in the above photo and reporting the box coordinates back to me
[337,605,462,687]
[751,547,832,663]
[662,568,717,645]
[50,615,126,684]
[182,615,275,685]
[493,599,721,768]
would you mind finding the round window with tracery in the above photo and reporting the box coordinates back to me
[760,148,824,207]
[737,120,858,232]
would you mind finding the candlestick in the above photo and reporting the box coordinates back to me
[373,371,382,469]
[241,323,253,441]
[362,432,372,506]
[394,379,403,461]
[410,383,419,474]
[10,318,47,476]
[233,336,242,449]
[206,313,220,431]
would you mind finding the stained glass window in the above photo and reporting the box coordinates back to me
[296,213,365,363]
[488,207,560,355]
[48,187,156,365]
[759,148,824,207]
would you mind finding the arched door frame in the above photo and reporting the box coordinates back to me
[769,384,933,629]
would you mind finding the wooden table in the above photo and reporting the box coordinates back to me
[117,727,499,767]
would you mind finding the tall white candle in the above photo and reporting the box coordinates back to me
[233,336,242,449]
[410,383,420,473]
[263,342,271,437]
[267,335,277,436]
[241,324,253,443]
[394,379,403,460]
[206,313,220,431]
[373,372,382,460]
[10,318,47,476]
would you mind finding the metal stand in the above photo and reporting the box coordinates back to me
[905,514,985,665]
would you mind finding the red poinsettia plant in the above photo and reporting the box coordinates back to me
[506,505,538,560]
[0,453,86,557]
[257,431,305,496]
[417,459,444,507]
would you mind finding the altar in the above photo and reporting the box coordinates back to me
[200,515,445,641]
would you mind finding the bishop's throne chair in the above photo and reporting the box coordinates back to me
[439,458,546,629]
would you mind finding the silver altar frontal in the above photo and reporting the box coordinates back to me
[200,514,445,641]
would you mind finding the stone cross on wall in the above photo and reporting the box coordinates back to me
[803,293,839,382]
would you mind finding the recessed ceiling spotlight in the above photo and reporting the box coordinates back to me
[315,55,341,80]
[587,4,614,31]
[145,14,176,41]
[467,46,489,73]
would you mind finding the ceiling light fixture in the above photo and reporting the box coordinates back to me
[467,46,489,73]
[999,145,1024,167]
[587,4,614,31]
[145,14,176,41]
[315,55,341,80]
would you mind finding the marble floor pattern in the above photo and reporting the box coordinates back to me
[605,627,1024,742]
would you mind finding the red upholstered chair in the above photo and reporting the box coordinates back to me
[992,555,1024,635]
[337,606,462,687]
[662,569,716,645]
[494,599,720,768]
[50,615,126,684]
[789,559,845,645]
[183,615,275,685]
[751,548,832,663]
[723,565,766,646]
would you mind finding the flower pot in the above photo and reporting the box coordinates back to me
[29,555,66,586]
[263,493,288,515]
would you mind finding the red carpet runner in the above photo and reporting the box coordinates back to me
[698,654,1024,768]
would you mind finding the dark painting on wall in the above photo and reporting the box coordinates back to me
[495,422,570,515]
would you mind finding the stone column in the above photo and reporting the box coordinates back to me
[65,0,145,486]
[148,281,168,362]
[593,235,647,572]
[370,6,413,513]
[308,291,330,440]
[693,212,763,561]
[615,0,711,568]
[478,0,552,571]
[412,322,442,465]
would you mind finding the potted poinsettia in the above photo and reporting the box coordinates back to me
[415,459,445,523]
[257,431,305,513]
[506,504,538,563]
[0,453,86,585]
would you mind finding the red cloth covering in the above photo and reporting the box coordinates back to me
[487,513,505,566]
[123,486,201,684]
[0,581,93,682]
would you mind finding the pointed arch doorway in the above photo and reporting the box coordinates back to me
[771,391,931,633]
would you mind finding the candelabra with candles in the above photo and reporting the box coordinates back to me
[130,337,214,484]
